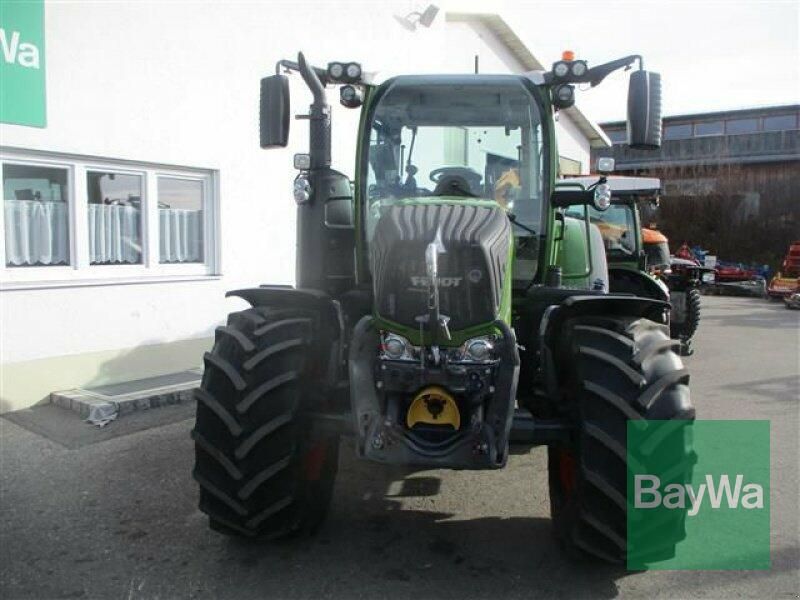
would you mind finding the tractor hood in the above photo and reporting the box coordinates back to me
[371,201,512,338]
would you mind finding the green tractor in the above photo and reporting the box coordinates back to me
[192,51,695,563]
[559,173,708,355]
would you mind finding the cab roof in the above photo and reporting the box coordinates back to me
[562,175,661,195]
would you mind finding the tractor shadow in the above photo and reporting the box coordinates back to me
[216,440,800,599]
[219,443,631,599]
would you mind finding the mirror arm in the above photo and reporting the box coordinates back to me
[275,58,330,86]
[550,189,594,208]
[586,54,642,87]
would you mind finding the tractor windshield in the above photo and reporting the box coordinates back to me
[565,203,637,257]
[363,76,545,244]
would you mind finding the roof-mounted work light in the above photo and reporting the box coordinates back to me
[327,61,362,84]
[552,50,588,83]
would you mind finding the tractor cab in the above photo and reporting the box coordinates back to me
[560,174,661,269]
[361,74,547,346]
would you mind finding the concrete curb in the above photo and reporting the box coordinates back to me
[51,381,198,420]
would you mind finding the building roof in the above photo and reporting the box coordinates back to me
[600,104,800,128]
[446,12,611,149]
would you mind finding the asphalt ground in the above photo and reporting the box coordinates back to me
[1,295,798,599]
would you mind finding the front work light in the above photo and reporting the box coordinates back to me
[340,85,363,108]
[593,183,612,211]
[293,176,311,204]
[293,153,311,170]
[553,84,575,108]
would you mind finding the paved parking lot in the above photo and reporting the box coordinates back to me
[1,295,798,599]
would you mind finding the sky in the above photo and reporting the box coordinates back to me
[441,0,800,123]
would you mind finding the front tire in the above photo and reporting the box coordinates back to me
[192,307,339,539]
[548,316,695,564]
[670,288,701,355]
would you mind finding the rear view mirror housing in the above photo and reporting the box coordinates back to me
[627,70,662,149]
[260,74,290,148]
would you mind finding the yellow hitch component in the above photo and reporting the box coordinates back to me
[406,386,460,430]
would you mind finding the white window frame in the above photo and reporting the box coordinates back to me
[1,148,220,289]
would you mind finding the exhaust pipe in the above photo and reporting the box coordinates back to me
[297,52,331,169]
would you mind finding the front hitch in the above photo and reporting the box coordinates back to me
[347,316,519,469]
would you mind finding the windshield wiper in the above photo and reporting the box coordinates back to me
[508,213,537,236]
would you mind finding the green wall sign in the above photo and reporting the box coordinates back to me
[0,0,46,127]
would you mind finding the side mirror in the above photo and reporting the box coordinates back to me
[260,74,290,148]
[627,70,662,149]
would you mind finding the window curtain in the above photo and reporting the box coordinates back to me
[160,208,203,263]
[4,200,69,266]
[88,204,141,264]
[4,201,202,266]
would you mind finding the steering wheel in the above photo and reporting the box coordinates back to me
[429,167,482,184]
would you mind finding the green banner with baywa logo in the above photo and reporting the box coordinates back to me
[628,420,770,570]
[0,0,46,127]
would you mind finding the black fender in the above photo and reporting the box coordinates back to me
[537,294,670,402]
[227,286,346,390]
[608,267,670,301]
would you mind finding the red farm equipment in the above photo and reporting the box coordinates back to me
[767,241,800,300]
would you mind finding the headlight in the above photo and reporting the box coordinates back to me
[466,338,493,361]
[451,336,497,363]
[382,333,414,360]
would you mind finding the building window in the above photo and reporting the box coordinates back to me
[87,171,144,265]
[726,118,758,134]
[763,114,797,132]
[3,163,71,267]
[694,121,723,136]
[663,123,692,140]
[158,177,204,263]
[0,150,218,287]
[606,129,627,144]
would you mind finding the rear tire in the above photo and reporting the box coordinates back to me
[192,307,339,539]
[548,316,695,564]
[670,288,701,354]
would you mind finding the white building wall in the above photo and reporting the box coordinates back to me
[0,3,593,411]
